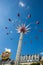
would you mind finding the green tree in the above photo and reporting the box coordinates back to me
[31,62,40,65]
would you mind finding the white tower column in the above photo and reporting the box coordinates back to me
[15,24,31,65]
[15,32,23,65]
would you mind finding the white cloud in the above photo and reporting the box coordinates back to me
[40,52,43,55]
[19,1,25,7]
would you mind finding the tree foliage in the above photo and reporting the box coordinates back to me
[31,62,40,65]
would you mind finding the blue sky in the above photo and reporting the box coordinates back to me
[0,0,43,60]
